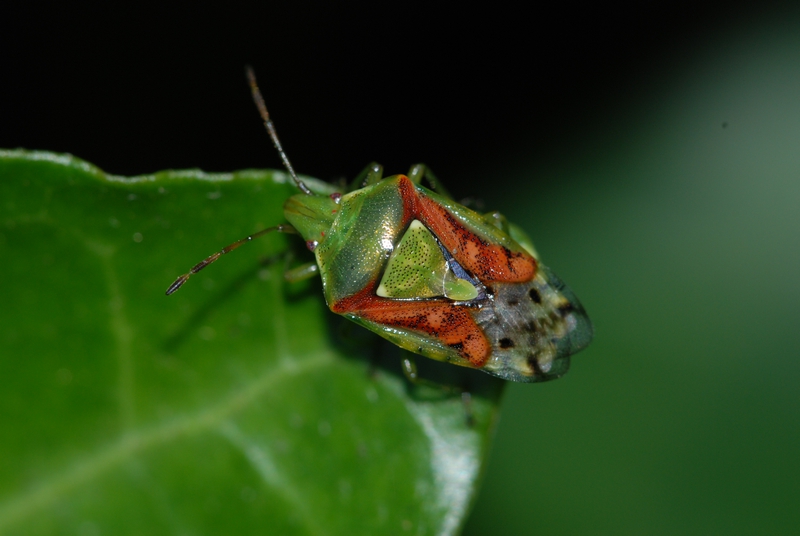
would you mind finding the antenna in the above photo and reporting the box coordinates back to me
[246,66,313,195]
[165,224,297,295]
[166,68,311,296]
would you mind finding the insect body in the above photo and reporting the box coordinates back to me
[167,68,593,383]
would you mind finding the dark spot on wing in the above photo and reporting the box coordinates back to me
[527,354,544,376]
[558,302,575,315]
[529,288,542,303]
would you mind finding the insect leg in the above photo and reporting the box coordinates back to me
[401,354,421,383]
[401,354,457,391]
[348,162,384,191]
[483,211,540,259]
[283,262,319,282]
[166,224,297,295]
[483,210,511,233]
[407,164,454,200]
[402,354,475,426]
[461,391,475,427]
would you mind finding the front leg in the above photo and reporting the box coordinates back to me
[283,261,320,282]
[483,211,540,260]
[401,354,475,426]
[407,163,454,200]
[349,162,384,191]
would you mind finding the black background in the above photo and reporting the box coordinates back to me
[1,2,773,192]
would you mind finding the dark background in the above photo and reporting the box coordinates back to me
[1,2,770,183]
[4,2,800,534]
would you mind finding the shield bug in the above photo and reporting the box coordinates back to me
[167,67,593,383]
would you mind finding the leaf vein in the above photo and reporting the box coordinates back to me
[0,352,335,532]
[217,421,326,536]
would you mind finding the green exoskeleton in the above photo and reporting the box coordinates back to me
[167,68,593,383]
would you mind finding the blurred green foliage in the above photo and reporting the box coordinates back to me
[0,152,504,535]
[465,17,800,536]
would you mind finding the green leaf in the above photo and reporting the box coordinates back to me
[0,150,504,535]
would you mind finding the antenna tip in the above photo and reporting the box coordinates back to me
[165,275,188,295]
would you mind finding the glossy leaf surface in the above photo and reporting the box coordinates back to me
[0,150,504,535]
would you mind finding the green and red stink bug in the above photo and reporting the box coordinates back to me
[167,67,593,383]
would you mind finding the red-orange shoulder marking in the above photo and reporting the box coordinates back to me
[332,286,491,367]
[397,176,536,284]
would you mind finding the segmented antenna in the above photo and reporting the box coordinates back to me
[165,68,312,296]
[246,66,313,195]
[165,224,297,295]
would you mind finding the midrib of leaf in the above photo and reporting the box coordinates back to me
[414,405,478,536]
[0,352,337,532]
[217,421,326,536]
[390,383,482,536]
